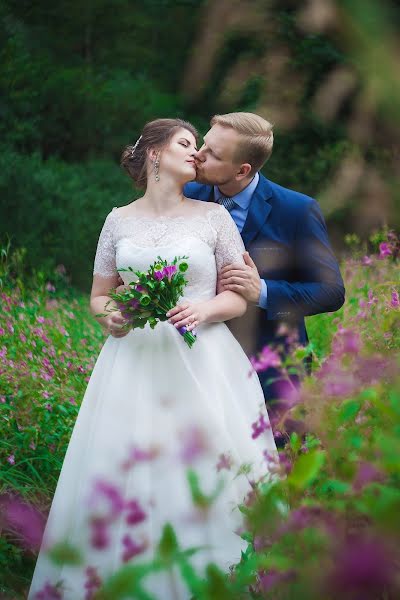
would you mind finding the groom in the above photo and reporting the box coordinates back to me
[184,111,345,405]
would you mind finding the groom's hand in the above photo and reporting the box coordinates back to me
[219,251,261,303]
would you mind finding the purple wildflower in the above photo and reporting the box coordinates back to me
[91,479,125,518]
[125,499,147,526]
[33,581,64,600]
[84,566,102,600]
[390,290,399,308]
[216,453,233,472]
[251,413,271,439]
[259,569,297,592]
[121,533,148,562]
[7,454,15,465]
[250,346,281,372]
[3,494,46,550]
[89,516,110,550]
[352,461,384,492]
[361,255,372,266]
[328,537,396,597]
[379,242,392,258]
[180,426,208,463]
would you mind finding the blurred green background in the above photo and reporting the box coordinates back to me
[1,0,399,289]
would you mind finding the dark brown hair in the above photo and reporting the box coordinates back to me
[121,118,198,188]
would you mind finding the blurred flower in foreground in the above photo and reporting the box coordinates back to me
[1,493,46,550]
[327,537,397,598]
[250,345,281,372]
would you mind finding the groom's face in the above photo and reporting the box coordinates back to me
[194,124,244,186]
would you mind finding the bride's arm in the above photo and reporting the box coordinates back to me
[90,274,129,338]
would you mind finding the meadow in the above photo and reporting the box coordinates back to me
[0,232,399,599]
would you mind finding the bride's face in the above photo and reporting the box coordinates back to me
[157,128,198,184]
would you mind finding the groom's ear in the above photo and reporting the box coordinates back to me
[236,163,252,180]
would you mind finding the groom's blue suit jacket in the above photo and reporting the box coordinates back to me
[184,174,345,360]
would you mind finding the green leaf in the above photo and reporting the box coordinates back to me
[47,540,83,566]
[158,523,179,561]
[288,450,326,490]
[338,399,361,423]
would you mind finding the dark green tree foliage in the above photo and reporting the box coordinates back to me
[0,0,398,289]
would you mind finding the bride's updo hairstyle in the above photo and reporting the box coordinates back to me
[121,118,198,189]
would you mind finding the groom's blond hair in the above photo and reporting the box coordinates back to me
[210,112,274,175]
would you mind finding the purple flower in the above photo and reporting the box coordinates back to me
[3,494,46,550]
[180,426,208,463]
[259,569,296,592]
[361,255,372,266]
[89,516,110,549]
[250,346,281,372]
[216,453,233,472]
[154,270,164,281]
[125,499,147,526]
[162,265,177,279]
[251,413,271,439]
[7,454,15,465]
[379,242,392,258]
[121,533,148,562]
[84,566,102,600]
[390,290,399,308]
[332,327,361,356]
[91,479,125,518]
[120,445,159,471]
[352,461,384,492]
[328,537,396,597]
[33,581,64,600]
[129,298,140,309]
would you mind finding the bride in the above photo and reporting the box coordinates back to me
[28,118,278,599]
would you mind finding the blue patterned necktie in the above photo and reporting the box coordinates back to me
[216,195,236,212]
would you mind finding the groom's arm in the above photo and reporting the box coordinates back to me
[261,198,345,319]
[220,198,345,319]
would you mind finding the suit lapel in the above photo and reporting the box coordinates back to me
[241,175,273,247]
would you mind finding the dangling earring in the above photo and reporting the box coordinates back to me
[154,154,160,182]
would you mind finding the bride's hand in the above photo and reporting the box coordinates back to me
[166,301,208,331]
[104,311,130,338]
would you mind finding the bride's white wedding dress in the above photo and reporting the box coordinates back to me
[28,203,278,599]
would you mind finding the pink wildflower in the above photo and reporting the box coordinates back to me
[44,403,52,411]
[45,282,56,292]
[7,454,15,465]
[37,316,46,324]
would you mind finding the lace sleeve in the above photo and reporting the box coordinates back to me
[93,209,118,277]
[208,205,246,273]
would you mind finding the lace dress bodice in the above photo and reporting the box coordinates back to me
[93,204,246,302]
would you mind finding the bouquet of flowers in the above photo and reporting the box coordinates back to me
[96,256,197,348]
